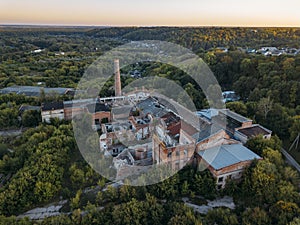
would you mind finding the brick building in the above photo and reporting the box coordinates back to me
[196,144,261,189]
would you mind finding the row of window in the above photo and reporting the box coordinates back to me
[167,149,188,158]
[217,171,242,183]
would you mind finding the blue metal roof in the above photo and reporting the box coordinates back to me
[196,108,219,120]
[197,144,261,170]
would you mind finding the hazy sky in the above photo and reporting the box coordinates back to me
[0,0,299,27]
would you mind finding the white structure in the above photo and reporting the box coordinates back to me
[41,102,64,123]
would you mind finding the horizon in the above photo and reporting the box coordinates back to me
[1,24,300,28]
[1,0,300,27]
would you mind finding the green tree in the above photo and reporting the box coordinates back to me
[206,208,238,225]
[270,201,300,225]
[69,163,86,189]
[262,148,284,168]
[289,115,300,142]
[251,159,278,204]
[226,101,247,116]
[289,218,300,225]
[257,96,273,120]
[242,207,270,225]
[71,189,82,210]
[112,198,146,225]
[246,135,281,155]
[22,110,41,127]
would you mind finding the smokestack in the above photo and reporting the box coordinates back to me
[114,59,122,97]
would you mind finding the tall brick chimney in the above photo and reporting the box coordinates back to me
[114,59,122,97]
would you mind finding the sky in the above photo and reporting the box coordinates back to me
[0,0,299,27]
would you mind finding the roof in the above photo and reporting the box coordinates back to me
[161,111,180,125]
[41,102,64,111]
[237,125,272,137]
[181,120,199,136]
[19,105,40,113]
[194,124,224,143]
[86,103,110,113]
[0,86,74,97]
[197,144,261,170]
[64,98,95,108]
[219,109,252,123]
[161,112,181,136]
[112,105,133,115]
[196,108,219,120]
[136,97,168,117]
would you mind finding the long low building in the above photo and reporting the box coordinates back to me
[41,99,111,128]
[0,85,74,97]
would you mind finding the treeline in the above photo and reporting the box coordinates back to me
[88,27,300,50]
[1,27,300,89]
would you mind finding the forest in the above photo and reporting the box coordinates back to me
[0,26,300,224]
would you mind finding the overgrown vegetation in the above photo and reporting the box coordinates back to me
[0,26,300,224]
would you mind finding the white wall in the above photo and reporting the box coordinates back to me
[41,109,64,123]
[216,169,243,189]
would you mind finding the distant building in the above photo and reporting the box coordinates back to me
[0,86,74,97]
[32,49,43,53]
[41,99,111,127]
[246,48,256,54]
[257,47,284,56]
[128,116,151,140]
[222,91,240,103]
[215,47,228,53]
[135,97,169,118]
[99,122,135,154]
